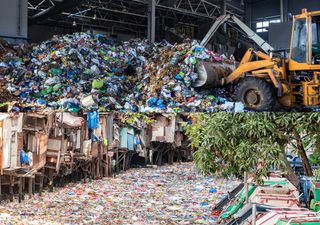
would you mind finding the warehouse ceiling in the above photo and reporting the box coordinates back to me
[28,0,245,36]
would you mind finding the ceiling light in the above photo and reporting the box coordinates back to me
[72,20,76,26]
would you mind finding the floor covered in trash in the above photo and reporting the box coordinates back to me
[0,162,236,225]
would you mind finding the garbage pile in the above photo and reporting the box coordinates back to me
[0,163,238,224]
[0,39,19,105]
[0,32,242,112]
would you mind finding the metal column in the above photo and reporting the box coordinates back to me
[17,0,22,36]
[280,0,288,22]
[148,0,156,43]
[220,0,227,15]
[280,0,284,22]
[220,0,227,32]
[245,1,252,27]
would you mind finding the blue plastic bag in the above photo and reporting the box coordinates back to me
[87,111,99,129]
[20,149,29,165]
[147,97,158,107]
[134,135,141,145]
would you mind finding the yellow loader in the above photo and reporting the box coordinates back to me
[196,9,320,111]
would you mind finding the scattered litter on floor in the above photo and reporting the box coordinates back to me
[0,162,237,225]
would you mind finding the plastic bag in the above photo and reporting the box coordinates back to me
[134,135,141,145]
[20,149,29,165]
[92,79,104,89]
[87,111,99,129]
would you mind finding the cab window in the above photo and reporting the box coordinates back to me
[292,18,308,63]
[312,16,320,64]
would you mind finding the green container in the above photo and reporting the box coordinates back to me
[41,86,53,96]
[53,84,62,92]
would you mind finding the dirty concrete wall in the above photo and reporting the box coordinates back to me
[0,0,28,44]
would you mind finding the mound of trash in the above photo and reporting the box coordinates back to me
[0,32,242,112]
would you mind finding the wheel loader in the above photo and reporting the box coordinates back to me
[195,9,320,111]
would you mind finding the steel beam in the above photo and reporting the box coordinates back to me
[148,0,156,43]
[28,0,245,37]
[62,12,148,27]
[83,5,148,18]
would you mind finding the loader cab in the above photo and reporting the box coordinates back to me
[312,15,320,64]
[289,9,320,70]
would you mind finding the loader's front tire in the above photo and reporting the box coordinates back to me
[235,78,276,111]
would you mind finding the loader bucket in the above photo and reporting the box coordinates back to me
[194,60,235,88]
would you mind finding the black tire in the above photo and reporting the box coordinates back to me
[235,77,276,111]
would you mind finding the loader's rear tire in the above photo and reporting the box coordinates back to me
[235,78,276,111]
